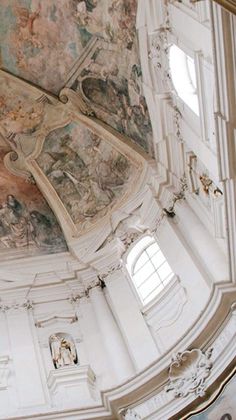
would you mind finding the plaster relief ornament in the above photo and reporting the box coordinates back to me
[50,334,78,369]
[165,348,213,398]
[122,408,141,420]
[199,174,223,197]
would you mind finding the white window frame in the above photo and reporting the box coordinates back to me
[125,235,175,309]
[169,43,200,116]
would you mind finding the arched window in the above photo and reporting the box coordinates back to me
[169,44,199,115]
[126,236,174,305]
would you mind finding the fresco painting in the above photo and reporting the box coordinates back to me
[190,374,236,420]
[0,143,67,257]
[79,49,153,152]
[0,78,45,136]
[37,122,132,228]
[0,0,84,94]
[0,0,137,94]
[0,0,153,152]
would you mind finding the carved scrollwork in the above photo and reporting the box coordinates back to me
[148,27,173,92]
[165,348,213,398]
[3,150,33,182]
[59,88,95,116]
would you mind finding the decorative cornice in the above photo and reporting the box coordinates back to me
[0,299,34,312]
[35,314,78,328]
[69,275,107,301]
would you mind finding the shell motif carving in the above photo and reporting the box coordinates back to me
[165,348,213,398]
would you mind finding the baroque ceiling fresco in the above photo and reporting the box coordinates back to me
[37,121,133,229]
[0,141,67,258]
[0,0,153,152]
[0,0,149,262]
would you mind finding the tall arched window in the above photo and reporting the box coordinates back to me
[126,236,174,305]
[169,44,199,115]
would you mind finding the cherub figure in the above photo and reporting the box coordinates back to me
[15,5,42,48]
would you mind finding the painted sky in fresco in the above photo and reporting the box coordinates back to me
[0,0,153,152]
[0,0,137,94]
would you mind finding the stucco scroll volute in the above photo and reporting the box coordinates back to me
[165,348,213,398]
[59,88,95,117]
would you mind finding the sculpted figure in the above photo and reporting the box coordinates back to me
[50,335,62,369]
[60,338,77,366]
[50,334,77,369]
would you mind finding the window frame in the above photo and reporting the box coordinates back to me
[169,43,200,116]
[125,235,175,309]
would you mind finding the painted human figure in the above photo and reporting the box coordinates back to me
[0,196,35,248]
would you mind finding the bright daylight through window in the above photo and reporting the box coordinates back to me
[126,236,174,305]
[169,44,199,115]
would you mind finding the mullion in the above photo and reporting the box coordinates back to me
[133,250,151,275]
[135,267,157,289]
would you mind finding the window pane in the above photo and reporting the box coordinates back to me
[126,236,153,272]
[138,273,161,299]
[169,44,199,115]
[186,55,197,89]
[151,251,166,269]
[163,274,173,285]
[126,235,175,305]
[157,262,172,281]
[146,242,159,258]
[143,284,165,304]
[133,251,149,273]
[133,261,155,287]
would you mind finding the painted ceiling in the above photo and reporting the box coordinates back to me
[0,140,67,258]
[0,0,153,152]
[0,0,137,94]
[0,0,151,263]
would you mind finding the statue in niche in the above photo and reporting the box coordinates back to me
[49,333,78,369]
